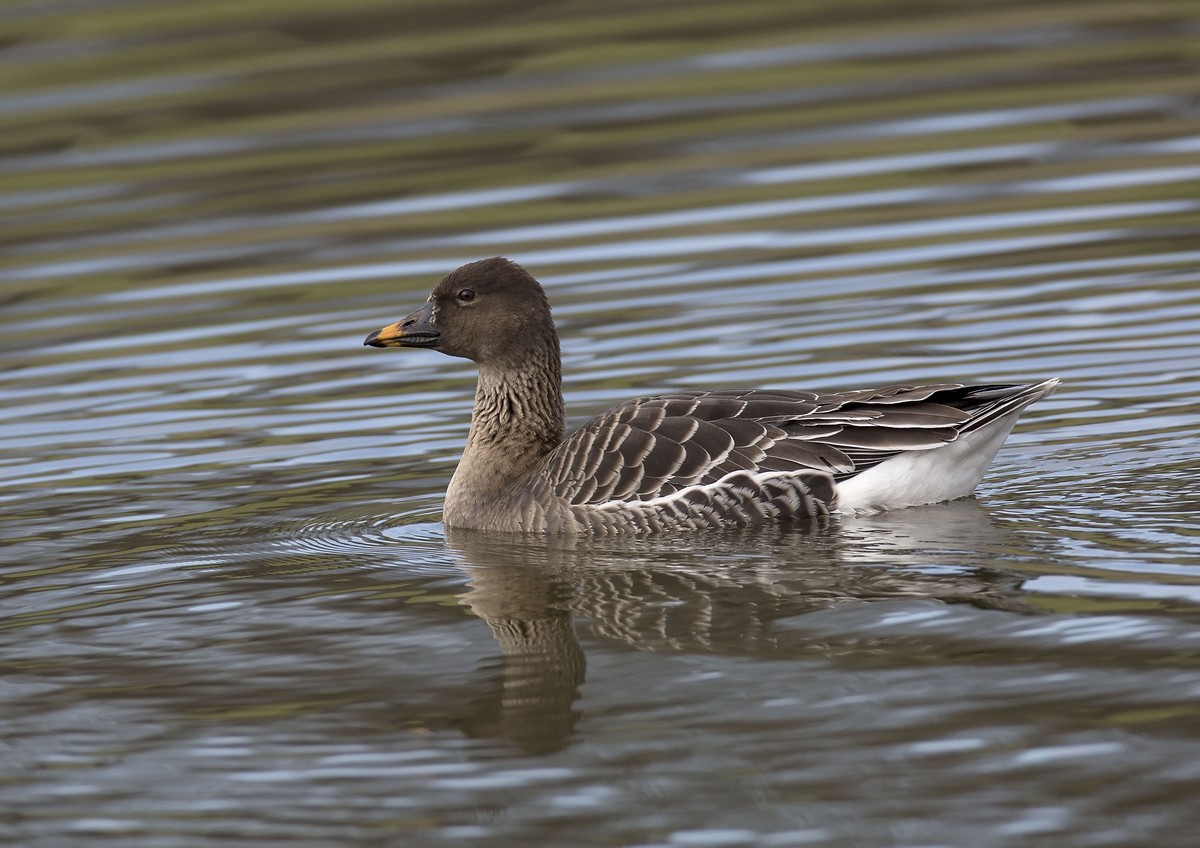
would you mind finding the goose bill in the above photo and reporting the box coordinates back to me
[363,302,440,348]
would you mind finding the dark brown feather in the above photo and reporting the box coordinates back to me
[531,381,1054,512]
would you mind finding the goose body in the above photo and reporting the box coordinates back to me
[364,258,1057,535]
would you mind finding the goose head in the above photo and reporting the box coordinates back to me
[363,257,556,366]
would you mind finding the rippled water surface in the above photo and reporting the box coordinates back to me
[3,1,1200,845]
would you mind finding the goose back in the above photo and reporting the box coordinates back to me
[491,381,1057,534]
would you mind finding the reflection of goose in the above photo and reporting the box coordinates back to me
[449,501,1041,752]
[365,258,1057,534]
[456,558,585,755]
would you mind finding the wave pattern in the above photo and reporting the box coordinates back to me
[1,2,1199,846]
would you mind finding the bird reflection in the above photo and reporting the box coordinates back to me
[447,499,1042,754]
[455,558,586,755]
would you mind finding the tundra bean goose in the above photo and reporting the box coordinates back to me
[364,258,1057,534]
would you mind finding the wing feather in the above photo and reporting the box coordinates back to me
[533,381,1054,513]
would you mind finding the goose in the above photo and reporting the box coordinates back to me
[364,257,1058,534]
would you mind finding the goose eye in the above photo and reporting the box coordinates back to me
[456,289,476,303]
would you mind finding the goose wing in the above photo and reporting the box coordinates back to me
[532,383,1045,510]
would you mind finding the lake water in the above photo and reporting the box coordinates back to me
[3,1,1200,846]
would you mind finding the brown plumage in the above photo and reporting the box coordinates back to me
[364,257,1057,534]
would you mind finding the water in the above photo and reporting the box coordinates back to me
[3,1,1200,845]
